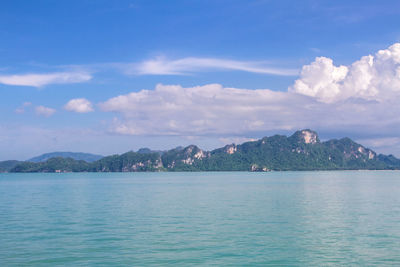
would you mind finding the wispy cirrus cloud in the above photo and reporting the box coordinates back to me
[0,56,297,87]
[0,71,92,87]
[116,57,299,76]
[15,102,32,114]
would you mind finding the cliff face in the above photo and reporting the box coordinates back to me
[289,129,320,144]
[10,129,400,172]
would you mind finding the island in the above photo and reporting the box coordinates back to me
[2,130,400,173]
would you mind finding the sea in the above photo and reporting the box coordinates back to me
[1,171,400,266]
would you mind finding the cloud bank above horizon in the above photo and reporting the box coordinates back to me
[98,43,400,139]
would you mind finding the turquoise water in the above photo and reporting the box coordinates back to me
[1,171,400,266]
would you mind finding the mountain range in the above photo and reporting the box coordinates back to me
[3,130,400,173]
[28,152,103,163]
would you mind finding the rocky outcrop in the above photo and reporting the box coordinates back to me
[290,129,320,144]
[224,144,237,154]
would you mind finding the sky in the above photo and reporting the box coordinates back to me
[1,0,400,160]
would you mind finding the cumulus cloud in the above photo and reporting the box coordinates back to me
[99,82,400,137]
[64,98,94,113]
[35,106,56,117]
[99,84,305,135]
[120,57,298,76]
[0,72,92,87]
[290,43,400,103]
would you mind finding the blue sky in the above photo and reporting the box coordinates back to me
[1,0,400,160]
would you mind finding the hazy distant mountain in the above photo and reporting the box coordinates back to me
[10,130,400,172]
[28,152,103,163]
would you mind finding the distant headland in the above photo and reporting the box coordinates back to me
[1,130,400,173]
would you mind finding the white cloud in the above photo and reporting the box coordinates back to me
[120,57,298,76]
[35,106,56,117]
[15,102,32,114]
[99,83,309,135]
[0,57,296,87]
[290,43,400,103]
[289,57,348,102]
[0,72,92,87]
[64,98,94,113]
[98,82,400,139]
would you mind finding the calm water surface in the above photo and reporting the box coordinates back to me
[1,171,400,266]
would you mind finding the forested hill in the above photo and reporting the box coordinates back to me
[0,160,21,172]
[8,130,400,172]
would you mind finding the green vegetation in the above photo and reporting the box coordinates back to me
[9,130,400,173]
[89,151,164,172]
[0,160,21,172]
[11,157,90,172]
